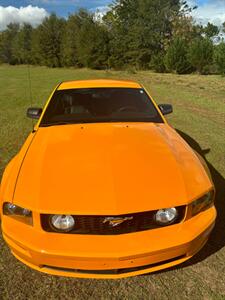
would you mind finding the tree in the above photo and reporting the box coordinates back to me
[203,22,219,38]
[30,28,42,65]
[74,10,110,69]
[188,38,214,74]
[0,23,19,64]
[214,42,225,75]
[12,24,33,64]
[61,13,80,67]
[164,37,191,74]
[0,2,219,74]
[104,0,182,69]
[38,14,65,67]
[171,15,202,43]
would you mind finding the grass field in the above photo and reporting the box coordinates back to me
[0,65,225,299]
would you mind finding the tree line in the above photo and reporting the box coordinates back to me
[0,0,225,75]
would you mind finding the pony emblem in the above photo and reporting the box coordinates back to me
[103,216,133,227]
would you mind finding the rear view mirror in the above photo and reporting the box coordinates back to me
[27,107,43,119]
[158,104,173,115]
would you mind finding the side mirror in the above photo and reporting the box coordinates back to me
[158,104,173,115]
[27,107,43,119]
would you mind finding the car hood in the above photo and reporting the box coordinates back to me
[13,123,212,215]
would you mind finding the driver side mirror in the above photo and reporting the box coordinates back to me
[158,104,173,115]
[27,107,43,119]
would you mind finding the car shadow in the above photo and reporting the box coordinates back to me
[149,129,225,274]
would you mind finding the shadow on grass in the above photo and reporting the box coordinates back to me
[152,130,225,274]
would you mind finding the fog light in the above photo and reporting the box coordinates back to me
[50,215,75,232]
[155,207,178,225]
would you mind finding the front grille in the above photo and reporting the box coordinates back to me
[41,206,185,235]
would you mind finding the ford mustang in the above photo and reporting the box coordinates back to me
[0,79,216,279]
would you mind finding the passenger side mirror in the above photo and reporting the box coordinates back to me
[27,107,43,119]
[158,104,173,115]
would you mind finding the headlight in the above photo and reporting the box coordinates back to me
[155,207,178,225]
[3,202,33,225]
[191,190,214,217]
[50,215,75,232]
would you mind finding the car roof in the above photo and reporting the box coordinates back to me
[58,79,141,90]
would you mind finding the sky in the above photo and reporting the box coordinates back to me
[0,0,225,31]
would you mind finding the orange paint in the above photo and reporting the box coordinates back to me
[0,79,216,279]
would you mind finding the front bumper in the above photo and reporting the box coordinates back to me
[2,207,216,279]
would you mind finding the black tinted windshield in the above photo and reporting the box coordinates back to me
[40,88,163,126]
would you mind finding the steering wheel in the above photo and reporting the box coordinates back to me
[117,106,137,113]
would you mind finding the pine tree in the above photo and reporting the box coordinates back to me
[0,23,19,64]
[214,42,225,75]
[30,28,42,65]
[12,24,33,64]
[61,13,81,67]
[38,14,65,67]
[188,38,214,74]
[164,37,191,74]
[75,10,110,69]
[204,22,219,38]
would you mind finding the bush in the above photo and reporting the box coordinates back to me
[188,38,214,74]
[214,42,225,75]
[164,37,191,74]
[149,52,166,73]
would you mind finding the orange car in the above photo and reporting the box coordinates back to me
[0,79,216,279]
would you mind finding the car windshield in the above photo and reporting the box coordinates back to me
[40,88,163,126]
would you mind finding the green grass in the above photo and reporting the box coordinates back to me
[0,65,225,299]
